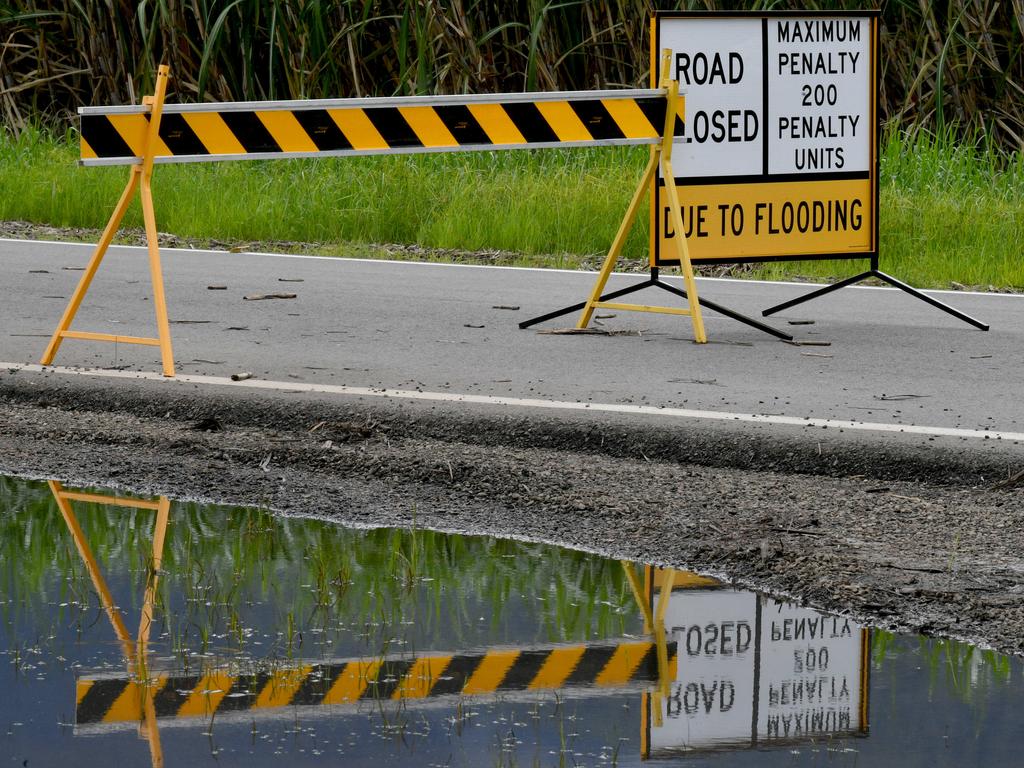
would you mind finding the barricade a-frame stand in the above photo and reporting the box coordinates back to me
[41,64,176,376]
[520,52,792,342]
[760,254,990,330]
[50,480,170,767]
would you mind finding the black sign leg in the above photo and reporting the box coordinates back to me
[521,269,794,341]
[518,276,655,329]
[652,280,793,341]
[762,269,989,331]
[874,271,990,331]
[761,271,874,317]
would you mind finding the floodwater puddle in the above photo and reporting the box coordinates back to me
[1,475,1021,766]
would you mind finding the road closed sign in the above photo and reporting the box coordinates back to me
[651,11,879,264]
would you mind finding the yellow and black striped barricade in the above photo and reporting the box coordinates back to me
[75,637,675,732]
[40,53,718,378]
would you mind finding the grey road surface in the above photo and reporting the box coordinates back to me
[1,237,1021,439]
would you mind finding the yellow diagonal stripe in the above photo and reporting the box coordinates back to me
[182,113,246,155]
[398,106,458,147]
[328,110,388,150]
[253,665,312,709]
[595,642,652,686]
[107,114,173,158]
[467,104,526,145]
[177,671,234,717]
[393,656,452,699]
[103,676,168,723]
[76,679,94,705]
[534,102,591,142]
[528,646,586,690]
[322,660,381,705]
[601,99,659,139]
[108,115,151,157]
[80,137,98,160]
[462,650,520,694]
[256,111,318,153]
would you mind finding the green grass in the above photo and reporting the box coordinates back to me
[2,127,1022,289]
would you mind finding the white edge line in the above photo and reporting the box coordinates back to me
[1,236,1022,299]
[5,363,1023,443]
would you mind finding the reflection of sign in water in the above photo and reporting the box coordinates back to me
[643,573,868,758]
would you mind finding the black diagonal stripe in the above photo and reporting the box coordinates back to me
[154,113,209,156]
[568,100,624,141]
[428,654,485,696]
[362,658,416,700]
[499,650,554,691]
[76,679,132,724]
[219,112,281,153]
[502,102,560,144]
[80,116,135,159]
[636,640,678,681]
[151,674,203,717]
[291,662,347,705]
[563,645,619,686]
[364,108,422,148]
[292,109,352,151]
[636,97,682,137]
[433,104,491,146]
[216,672,268,712]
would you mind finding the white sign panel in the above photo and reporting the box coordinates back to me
[652,12,877,262]
[758,598,864,742]
[652,590,758,751]
[647,586,867,757]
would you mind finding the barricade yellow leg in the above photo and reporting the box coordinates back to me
[659,73,706,344]
[40,170,141,366]
[40,64,176,376]
[577,150,659,329]
[571,50,706,343]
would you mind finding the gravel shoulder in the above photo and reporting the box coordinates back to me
[2,370,1022,656]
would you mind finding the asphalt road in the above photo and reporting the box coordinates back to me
[2,237,1022,439]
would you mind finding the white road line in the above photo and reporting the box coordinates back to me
[4,362,1022,443]
[2,236,1021,299]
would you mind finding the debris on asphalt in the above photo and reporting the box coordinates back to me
[787,319,816,325]
[492,305,520,310]
[538,328,643,336]
[207,285,228,290]
[463,323,485,328]
[244,292,297,300]
[230,371,254,381]
[875,394,930,401]
[278,278,304,283]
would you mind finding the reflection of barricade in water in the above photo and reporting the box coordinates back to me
[49,480,170,768]
[53,480,676,762]
[76,637,669,730]
[639,566,871,759]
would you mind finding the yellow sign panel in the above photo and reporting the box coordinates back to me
[656,177,873,262]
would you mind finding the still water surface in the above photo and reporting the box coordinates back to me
[0,476,1020,766]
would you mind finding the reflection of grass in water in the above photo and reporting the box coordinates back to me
[872,629,1013,713]
[0,477,636,658]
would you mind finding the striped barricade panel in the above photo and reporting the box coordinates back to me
[79,89,683,166]
[76,639,675,726]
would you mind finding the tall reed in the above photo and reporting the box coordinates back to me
[2,1,1022,151]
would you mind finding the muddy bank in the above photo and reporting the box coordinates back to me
[1,371,1023,656]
